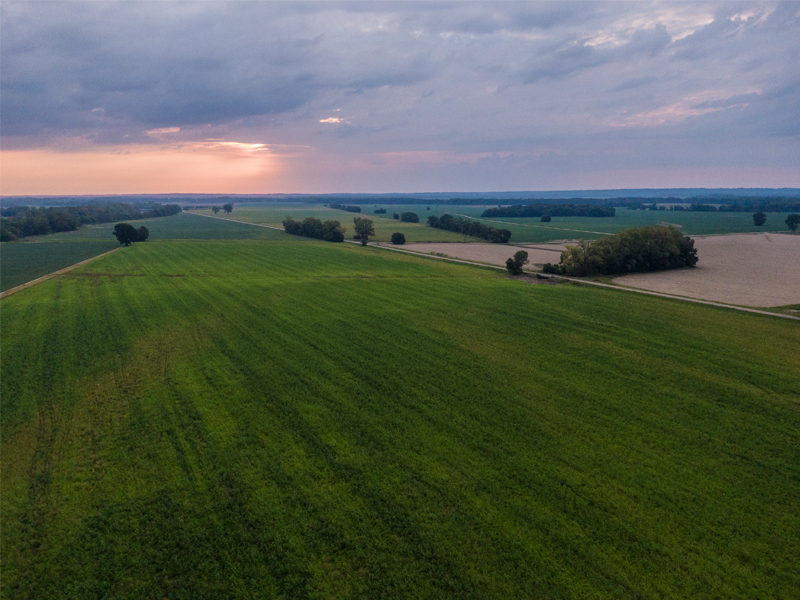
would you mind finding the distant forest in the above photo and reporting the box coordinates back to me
[0,203,181,241]
[482,204,616,218]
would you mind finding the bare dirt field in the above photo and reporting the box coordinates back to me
[612,233,800,307]
[393,242,568,267]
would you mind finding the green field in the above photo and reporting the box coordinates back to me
[1,241,118,292]
[359,206,797,243]
[206,204,796,244]
[2,235,798,599]
[195,204,474,242]
[0,213,289,291]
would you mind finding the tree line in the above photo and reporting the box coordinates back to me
[481,204,616,218]
[542,226,698,276]
[1,203,181,241]
[282,217,345,242]
[427,214,511,243]
[328,203,362,213]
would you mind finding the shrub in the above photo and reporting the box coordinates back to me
[391,232,406,245]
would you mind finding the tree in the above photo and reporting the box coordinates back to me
[787,214,800,231]
[212,206,220,214]
[391,232,406,245]
[541,215,552,222]
[753,211,766,226]
[400,212,419,223]
[113,222,149,246]
[505,250,529,275]
[223,203,233,214]
[393,213,400,220]
[353,217,375,245]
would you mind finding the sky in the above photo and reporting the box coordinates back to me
[1,1,799,195]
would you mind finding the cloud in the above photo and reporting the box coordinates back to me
[1,1,798,192]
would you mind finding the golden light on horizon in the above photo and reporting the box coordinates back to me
[0,142,287,195]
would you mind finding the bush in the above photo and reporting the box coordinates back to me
[400,212,419,223]
[391,232,406,245]
[541,215,552,222]
[393,213,400,220]
[542,263,564,275]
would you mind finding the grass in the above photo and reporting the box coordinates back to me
[2,239,799,599]
[432,207,799,243]
[195,204,474,242]
[0,241,118,292]
[0,213,290,291]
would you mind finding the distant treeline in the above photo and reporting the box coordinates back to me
[282,217,345,242]
[293,195,800,209]
[482,204,616,218]
[1,203,181,241]
[543,226,698,277]
[328,203,362,213]
[428,214,511,243]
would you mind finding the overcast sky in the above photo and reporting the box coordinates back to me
[2,1,799,194]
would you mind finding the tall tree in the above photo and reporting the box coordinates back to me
[353,217,375,246]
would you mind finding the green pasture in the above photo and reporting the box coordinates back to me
[0,241,118,292]
[197,204,473,242]
[0,213,290,291]
[221,204,795,243]
[467,208,799,243]
[2,239,798,599]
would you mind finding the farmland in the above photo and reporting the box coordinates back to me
[193,204,473,242]
[0,213,288,291]
[361,205,799,243]
[2,235,799,599]
[0,241,118,292]
[613,233,800,307]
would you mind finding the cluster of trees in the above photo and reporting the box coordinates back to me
[787,214,800,231]
[1,203,181,241]
[543,226,698,276]
[329,203,361,213]
[481,204,616,218]
[400,212,419,223]
[374,208,387,214]
[211,204,233,214]
[282,217,345,242]
[427,214,512,243]
[113,223,149,246]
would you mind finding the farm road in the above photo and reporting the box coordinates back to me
[189,213,800,321]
